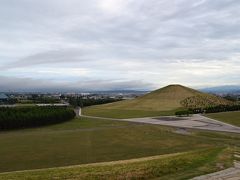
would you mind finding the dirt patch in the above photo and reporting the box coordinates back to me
[173,128,191,135]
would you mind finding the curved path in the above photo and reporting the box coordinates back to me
[80,112,240,179]
[192,166,240,180]
[80,112,240,134]
[192,153,240,180]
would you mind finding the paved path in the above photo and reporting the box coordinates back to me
[192,165,240,180]
[81,114,240,134]
[192,150,240,180]
[127,114,240,134]
[81,113,240,179]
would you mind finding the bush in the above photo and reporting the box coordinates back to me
[0,107,75,130]
[175,110,192,117]
[190,104,240,114]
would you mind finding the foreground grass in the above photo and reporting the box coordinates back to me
[0,117,237,173]
[0,116,239,179]
[206,111,240,127]
[0,148,233,180]
[82,106,178,118]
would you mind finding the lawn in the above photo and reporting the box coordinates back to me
[82,106,179,118]
[0,148,233,180]
[205,111,240,127]
[0,117,239,179]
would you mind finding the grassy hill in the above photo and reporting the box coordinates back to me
[83,85,233,118]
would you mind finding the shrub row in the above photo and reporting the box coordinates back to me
[0,107,75,130]
[175,110,193,116]
[190,104,240,114]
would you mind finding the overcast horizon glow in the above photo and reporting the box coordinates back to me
[0,0,240,92]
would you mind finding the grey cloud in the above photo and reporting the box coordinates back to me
[3,0,240,65]
[5,49,90,68]
[62,0,240,60]
[0,76,153,92]
[75,80,154,91]
[0,0,240,89]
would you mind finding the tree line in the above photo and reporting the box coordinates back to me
[175,104,240,116]
[190,104,240,114]
[68,97,122,107]
[29,95,60,103]
[0,107,75,130]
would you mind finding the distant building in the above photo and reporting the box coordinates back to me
[0,93,9,103]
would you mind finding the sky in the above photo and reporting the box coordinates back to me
[0,0,240,92]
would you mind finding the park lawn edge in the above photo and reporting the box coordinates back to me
[82,106,181,119]
[0,147,233,180]
[205,111,240,127]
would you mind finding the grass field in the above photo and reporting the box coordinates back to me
[0,148,233,180]
[0,117,239,179]
[82,106,179,118]
[0,117,239,173]
[206,111,240,127]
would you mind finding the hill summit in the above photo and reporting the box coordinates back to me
[100,84,233,111]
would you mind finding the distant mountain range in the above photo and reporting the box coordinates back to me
[200,85,240,94]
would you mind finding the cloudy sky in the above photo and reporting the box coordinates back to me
[0,0,240,92]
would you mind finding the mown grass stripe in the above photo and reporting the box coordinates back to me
[0,148,228,180]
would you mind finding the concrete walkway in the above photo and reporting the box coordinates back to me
[192,150,240,180]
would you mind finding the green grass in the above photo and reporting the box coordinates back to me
[1,117,239,173]
[82,107,179,118]
[0,116,239,179]
[0,147,232,180]
[205,111,240,127]
[34,117,135,130]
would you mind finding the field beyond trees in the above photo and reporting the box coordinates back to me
[82,107,179,118]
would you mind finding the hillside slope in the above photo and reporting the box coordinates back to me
[97,85,233,111]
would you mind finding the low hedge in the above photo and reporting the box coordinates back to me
[190,104,240,114]
[175,110,193,116]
